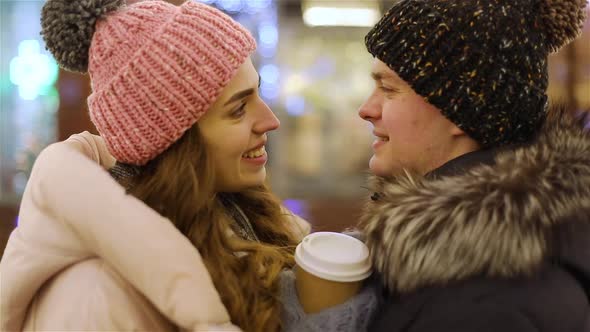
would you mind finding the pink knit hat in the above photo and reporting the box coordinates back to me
[41,0,256,165]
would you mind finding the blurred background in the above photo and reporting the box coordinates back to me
[1,0,589,256]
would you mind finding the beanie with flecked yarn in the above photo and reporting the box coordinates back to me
[41,0,256,165]
[366,0,587,147]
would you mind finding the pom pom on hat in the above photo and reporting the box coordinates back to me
[41,0,125,73]
[538,0,588,53]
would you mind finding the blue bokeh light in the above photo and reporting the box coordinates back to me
[260,64,279,84]
[283,199,309,220]
[260,81,280,101]
[217,0,243,13]
[285,96,306,116]
[246,0,272,12]
[258,22,278,47]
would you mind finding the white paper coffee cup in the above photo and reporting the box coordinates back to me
[295,232,372,282]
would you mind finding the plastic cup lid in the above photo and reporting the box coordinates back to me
[295,232,372,282]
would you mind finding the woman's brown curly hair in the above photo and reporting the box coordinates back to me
[113,124,300,332]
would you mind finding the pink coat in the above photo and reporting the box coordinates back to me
[0,132,310,331]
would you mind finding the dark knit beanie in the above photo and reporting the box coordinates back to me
[366,0,587,147]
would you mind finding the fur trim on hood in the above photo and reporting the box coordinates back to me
[361,106,590,294]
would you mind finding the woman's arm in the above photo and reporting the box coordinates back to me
[280,269,379,332]
[7,136,239,331]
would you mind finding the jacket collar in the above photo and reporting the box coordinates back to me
[426,148,498,179]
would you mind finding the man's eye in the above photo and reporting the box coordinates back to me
[379,86,397,93]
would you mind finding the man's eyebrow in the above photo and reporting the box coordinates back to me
[224,88,254,106]
[371,71,395,81]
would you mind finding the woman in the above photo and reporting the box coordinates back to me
[0,1,308,331]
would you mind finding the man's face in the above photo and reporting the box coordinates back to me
[358,59,465,177]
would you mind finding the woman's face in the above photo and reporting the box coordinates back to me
[199,58,280,192]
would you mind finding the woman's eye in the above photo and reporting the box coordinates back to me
[231,103,247,118]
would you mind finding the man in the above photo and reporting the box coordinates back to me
[358,0,590,331]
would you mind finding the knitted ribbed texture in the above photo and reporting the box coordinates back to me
[365,0,587,148]
[87,1,256,165]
